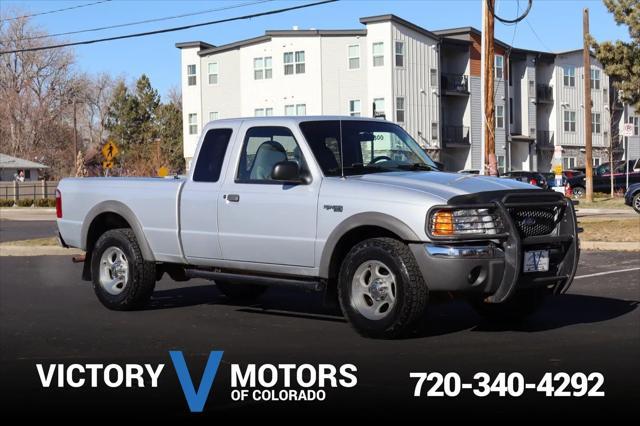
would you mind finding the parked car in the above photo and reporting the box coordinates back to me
[624,183,640,213]
[501,171,549,189]
[563,169,584,179]
[56,116,580,339]
[566,160,640,197]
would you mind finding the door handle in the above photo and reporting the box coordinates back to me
[225,194,240,202]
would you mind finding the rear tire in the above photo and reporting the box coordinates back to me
[469,287,548,323]
[633,193,640,213]
[91,228,156,310]
[338,238,428,339]
[215,281,266,301]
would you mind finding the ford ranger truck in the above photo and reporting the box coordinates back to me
[56,117,580,338]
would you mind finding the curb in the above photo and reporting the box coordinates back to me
[580,241,640,251]
[0,245,83,256]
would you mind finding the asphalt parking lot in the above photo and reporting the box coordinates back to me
[0,249,638,419]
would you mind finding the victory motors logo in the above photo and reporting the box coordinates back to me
[36,351,358,413]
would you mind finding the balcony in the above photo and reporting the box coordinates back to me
[441,74,470,96]
[536,84,553,104]
[537,130,555,150]
[443,125,470,147]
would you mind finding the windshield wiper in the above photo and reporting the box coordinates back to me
[396,163,434,171]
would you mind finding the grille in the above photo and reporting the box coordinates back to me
[508,208,557,238]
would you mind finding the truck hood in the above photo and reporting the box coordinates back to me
[352,171,536,201]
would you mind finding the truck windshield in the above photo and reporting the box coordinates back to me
[299,120,438,177]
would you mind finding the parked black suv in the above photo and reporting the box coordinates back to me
[501,171,550,189]
[566,160,640,197]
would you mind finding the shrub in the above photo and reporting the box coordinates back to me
[16,199,34,207]
[35,198,56,207]
[0,199,14,207]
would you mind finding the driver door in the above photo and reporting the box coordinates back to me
[217,123,320,267]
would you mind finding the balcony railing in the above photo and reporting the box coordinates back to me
[537,130,554,146]
[441,73,469,94]
[536,84,553,103]
[443,125,470,146]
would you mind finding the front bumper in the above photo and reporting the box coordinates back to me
[410,191,580,303]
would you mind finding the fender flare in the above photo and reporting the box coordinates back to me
[81,200,155,262]
[318,212,420,278]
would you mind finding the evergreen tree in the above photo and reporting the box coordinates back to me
[592,0,640,109]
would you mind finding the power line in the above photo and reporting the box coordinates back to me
[1,0,111,22]
[488,0,531,24]
[525,18,553,52]
[15,0,275,42]
[0,0,338,55]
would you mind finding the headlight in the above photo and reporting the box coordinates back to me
[429,208,503,237]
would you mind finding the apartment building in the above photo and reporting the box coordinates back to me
[176,15,440,169]
[176,13,631,172]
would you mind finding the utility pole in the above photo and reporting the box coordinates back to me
[583,8,593,202]
[482,0,498,176]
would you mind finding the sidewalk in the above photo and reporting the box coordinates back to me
[0,207,56,221]
[575,208,638,219]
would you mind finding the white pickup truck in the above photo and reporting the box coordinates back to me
[57,117,579,338]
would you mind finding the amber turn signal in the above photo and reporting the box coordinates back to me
[432,210,454,235]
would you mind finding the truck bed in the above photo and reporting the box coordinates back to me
[57,177,186,262]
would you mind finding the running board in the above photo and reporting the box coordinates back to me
[184,268,325,292]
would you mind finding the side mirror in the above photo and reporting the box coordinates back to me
[271,160,303,183]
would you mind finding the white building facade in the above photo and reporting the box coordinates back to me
[177,14,635,172]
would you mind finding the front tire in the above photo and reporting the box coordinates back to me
[338,238,428,338]
[91,228,156,310]
[469,287,548,323]
[633,193,640,213]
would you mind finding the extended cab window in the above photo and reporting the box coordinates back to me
[192,128,233,182]
[237,126,307,182]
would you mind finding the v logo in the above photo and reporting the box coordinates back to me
[170,351,223,413]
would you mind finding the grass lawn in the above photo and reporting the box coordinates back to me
[0,237,58,246]
[579,217,640,242]
[575,194,629,210]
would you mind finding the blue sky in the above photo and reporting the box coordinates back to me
[2,0,631,100]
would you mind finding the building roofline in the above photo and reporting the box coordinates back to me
[434,26,511,50]
[197,29,367,56]
[359,14,439,41]
[175,41,215,50]
[0,153,48,169]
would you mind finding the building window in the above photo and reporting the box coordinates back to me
[630,116,639,135]
[564,110,576,132]
[187,64,196,86]
[348,44,360,69]
[563,157,576,170]
[265,108,273,116]
[207,62,218,85]
[373,98,385,118]
[528,80,535,97]
[396,97,405,123]
[496,105,504,128]
[593,157,601,167]
[395,41,404,67]
[372,42,384,67]
[254,56,272,80]
[431,122,438,140]
[254,108,265,117]
[284,104,305,116]
[509,98,513,124]
[188,113,198,135]
[590,68,601,90]
[563,66,575,87]
[284,51,305,75]
[497,155,506,174]
[209,111,219,121]
[430,69,438,86]
[494,55,504,80]
[592,112,601,133]
[349,99,361,116]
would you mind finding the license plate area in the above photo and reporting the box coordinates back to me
[523,250,550,273]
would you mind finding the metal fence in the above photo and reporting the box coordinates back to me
[0,181,59,201]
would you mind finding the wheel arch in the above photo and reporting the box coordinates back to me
[82,201,155,264]
[319,212,420,279]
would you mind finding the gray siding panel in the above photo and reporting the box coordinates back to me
[470,76,482,169]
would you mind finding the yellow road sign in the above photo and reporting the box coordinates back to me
[102,140,119,160]
[102,160,114,169]
[553,164,563,175]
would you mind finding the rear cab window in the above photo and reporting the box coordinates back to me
[193,128,233,182]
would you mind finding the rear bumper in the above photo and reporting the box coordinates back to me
[410,193,580,303]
